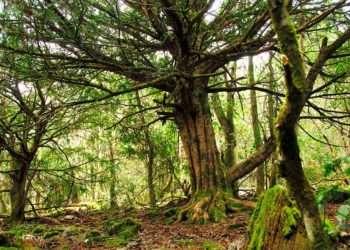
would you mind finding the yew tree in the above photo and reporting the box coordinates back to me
[0,0,277,222]
[0,72,81,223]
[0,0,347,223]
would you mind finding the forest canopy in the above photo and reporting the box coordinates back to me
[0,0,349,249]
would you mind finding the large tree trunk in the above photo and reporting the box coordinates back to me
[9,158,29,224]
[174,82,233,222]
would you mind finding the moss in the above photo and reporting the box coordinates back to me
[201,240,224,250]
[105,217,140,235]
[175,190,247,224]
[62,226,81,237]
[103,217,140,247]
[0,247,19,250]
[176,239,223,250]
[322,219,339,241]
[6,225,27,239]
[32,224,46,234]
[208,207,226,222]
[247,185,288,250]
[85,230,102,238]
[105,236,131,247]
[281,206,301,237]
[84,230,106,246]
[43,228,64,239]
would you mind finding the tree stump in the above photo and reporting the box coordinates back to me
[247,185,310,250]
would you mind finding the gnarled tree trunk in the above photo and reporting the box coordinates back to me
[174,81,232,222]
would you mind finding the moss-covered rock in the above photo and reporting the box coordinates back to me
[32,224,46,235]
[62,226,81,237]
[84,230,105,246]
[247,185,310,250]
[43,228,64,239]
[176,239,223,250]
[103,217,140,247]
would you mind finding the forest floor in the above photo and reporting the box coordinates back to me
[0,207,249,250]
[0,203,348,249]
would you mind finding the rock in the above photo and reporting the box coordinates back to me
[63,215,76,220]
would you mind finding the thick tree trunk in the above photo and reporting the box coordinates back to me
[9,159,29,224]
[174,82,234,222]
[248,56,265,195]
[175,85,223,194]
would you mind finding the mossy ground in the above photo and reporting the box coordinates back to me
[0,207,251,249]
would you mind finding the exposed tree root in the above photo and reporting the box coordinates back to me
[172,190,248,224]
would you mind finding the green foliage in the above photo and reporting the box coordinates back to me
[322,219,339,240]
[336,199,350,231]
[322,157,350,177]
[316,186,350,204]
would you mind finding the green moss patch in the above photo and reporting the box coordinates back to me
[247,185,309,250]
[281,206,301,237]
[103,217,140,247]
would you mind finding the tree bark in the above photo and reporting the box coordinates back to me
[173,80,233,222]
[248,56,265,195]
[175,83,223,194]
[9,158,30,224]
[268,0,331,248]
[267,52,278,187]
[211,66,239,196]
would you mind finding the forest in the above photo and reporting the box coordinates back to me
[0,0,349,249]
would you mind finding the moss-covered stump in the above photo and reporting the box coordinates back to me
[247,185,310,250]
[175,190,245,224]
